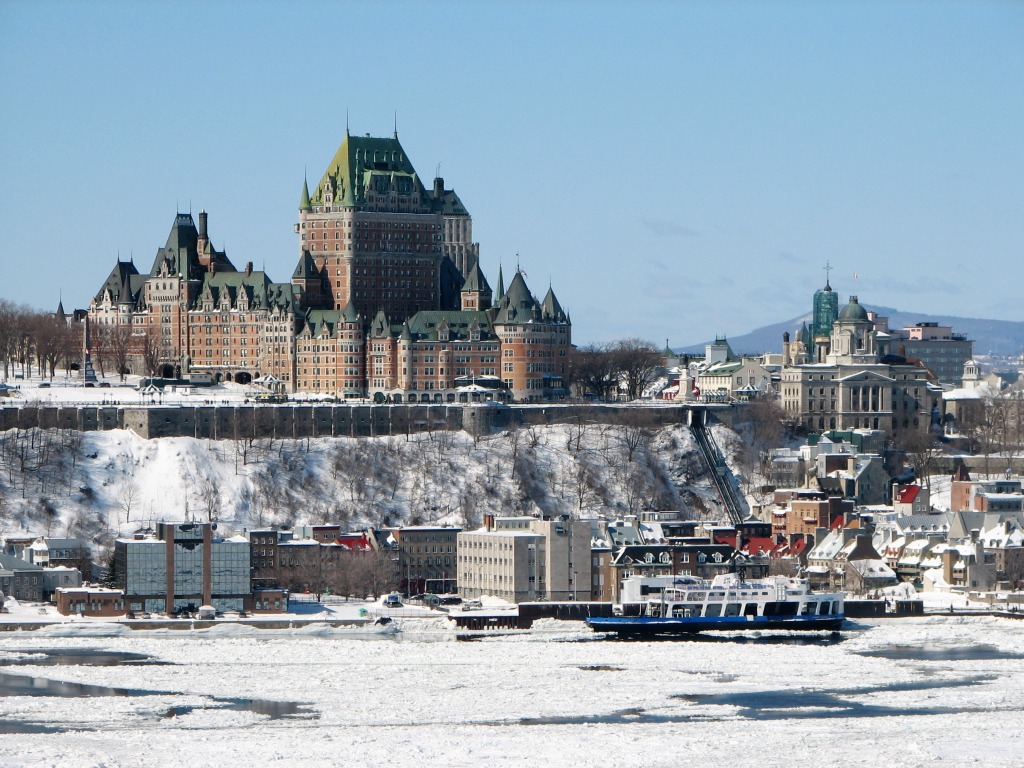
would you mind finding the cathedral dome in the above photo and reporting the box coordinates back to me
[838,295,868,322]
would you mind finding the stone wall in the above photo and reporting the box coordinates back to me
[1,402,728,441]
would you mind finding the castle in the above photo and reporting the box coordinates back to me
[88,130,572,402]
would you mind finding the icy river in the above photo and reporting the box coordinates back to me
[1,615,1022,768]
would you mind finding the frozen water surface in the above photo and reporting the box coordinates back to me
[0,616,1022,767]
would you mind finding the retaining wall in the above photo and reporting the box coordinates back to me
[2,402,725,441]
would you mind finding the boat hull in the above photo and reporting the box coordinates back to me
[586,614,845,636]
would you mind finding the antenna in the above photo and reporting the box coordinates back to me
[394,110,398,138]
[346,108,349,134]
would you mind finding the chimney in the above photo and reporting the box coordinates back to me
[939,547,952,584]
[484,514,494,531]
[433,177,444,198]
[198,210,208,239]
[782,331,791,367]
[245,262,253,276]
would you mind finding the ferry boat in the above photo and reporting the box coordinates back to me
[586,573,845,637]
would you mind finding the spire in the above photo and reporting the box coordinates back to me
[541,286,565,322]
[495,264,505,302]
[341,298,359,323]
[300,176,311,211]
[461,262,490,293]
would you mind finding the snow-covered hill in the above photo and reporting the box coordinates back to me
[0,421,737,563]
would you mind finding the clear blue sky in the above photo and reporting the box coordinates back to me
[2,1,1021,347]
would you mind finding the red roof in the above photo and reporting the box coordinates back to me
[897,486,922,504]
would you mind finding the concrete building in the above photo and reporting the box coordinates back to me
[393,525,460,595]
[457,516,591,603]
[890,322,973,387]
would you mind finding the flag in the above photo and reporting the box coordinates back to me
[852,272,859,279]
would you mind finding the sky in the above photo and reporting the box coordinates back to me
[1,1,1021,348]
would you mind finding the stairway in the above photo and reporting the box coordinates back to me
[690,420,748,525]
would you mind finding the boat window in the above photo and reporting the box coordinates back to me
[764,602,799,616]
[704,604,722,618]
[800,603,813,615]
[724,603,741,617]
[744,603,758,616]
[688,592,706,602]
[819,601,831,615]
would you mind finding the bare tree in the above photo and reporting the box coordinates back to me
[571,343,618,400]
[193,475,221,522]
[117,480,141,525]
[0,298,19,380]
[140,326,162,377]
[895,426,942,490]
[611,338,662,401]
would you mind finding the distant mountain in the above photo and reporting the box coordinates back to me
[679,306,1024,358]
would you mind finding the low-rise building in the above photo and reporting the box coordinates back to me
[55,587,126,617]
[25,537,93,580]
[0,553,45,602]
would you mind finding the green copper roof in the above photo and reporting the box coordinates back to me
[838,295,869,322]
[461,263,491,294]
[300,178,311,211]
[493,271,541,324]
[406,310,495,341]
[309,132,423,208]
[149,213,235,281]
[341,298,360,323]
[540,286,566,322]
[292,250,319,280]
[495,265,505,302]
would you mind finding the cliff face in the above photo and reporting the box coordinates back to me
[0,423,734,558]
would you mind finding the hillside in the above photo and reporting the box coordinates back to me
[680,306,1024,357]
[0,421,749,564]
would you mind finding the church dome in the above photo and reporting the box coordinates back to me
[838,295,868,322]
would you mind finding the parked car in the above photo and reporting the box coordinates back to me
[99,382,111,388]
[39,382,50,388]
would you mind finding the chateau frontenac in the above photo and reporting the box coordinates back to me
[88,130,572,402]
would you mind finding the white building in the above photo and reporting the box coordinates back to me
[457,516,592,603]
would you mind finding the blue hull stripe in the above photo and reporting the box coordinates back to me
[586,615,846,634]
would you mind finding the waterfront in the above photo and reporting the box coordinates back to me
[0,616,1022,767]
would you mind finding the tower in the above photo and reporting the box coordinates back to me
[812,278,839,340]
[292,130,479,320]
